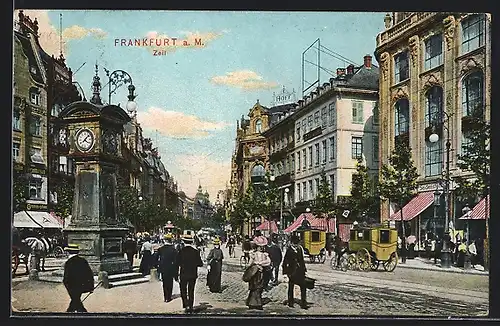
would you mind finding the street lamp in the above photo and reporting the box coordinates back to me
[305,207,311,213]
[103,68,135,105]
[280,188,289,232]
[429,110,452,268]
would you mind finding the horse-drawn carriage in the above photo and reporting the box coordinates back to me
[331,225,398,272]
[293,227,327,263]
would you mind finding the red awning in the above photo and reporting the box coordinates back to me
[256,220,278,233]
[284,213,336,233]
[389,192,434,221]
[338,224,351,242]
[459,195,490,220]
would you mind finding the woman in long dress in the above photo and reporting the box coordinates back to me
[139,236,153,276]
[246,236,271,310]
[206,238,224,292]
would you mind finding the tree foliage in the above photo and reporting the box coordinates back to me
[350,159,380,223]
[53,178,74,220]
[315,169,335,218]
[454,115,490,203]
[379,139,420,215]
[12,170,27,213]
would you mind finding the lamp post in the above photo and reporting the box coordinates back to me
[429,111,452,268]
[280,188,289,233]
[269,175,276,236]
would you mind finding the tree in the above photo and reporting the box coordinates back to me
[314,169,336,232]
[454,115,490,202]
[453,112,490,269]
[229,194,247,234]
[12,170,27,213]
[53,178,74,222]
[350,159,380,224]
[379,138,419,242]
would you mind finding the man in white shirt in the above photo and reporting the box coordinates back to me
[468,240,478,268]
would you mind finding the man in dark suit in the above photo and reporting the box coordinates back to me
[176,234,204,313]
[63,244,94,313]
[158,233,179,302]
[267,235,283,286]
[282,234,307,309]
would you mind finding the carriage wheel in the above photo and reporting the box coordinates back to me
[356,248,372,271]
[339,255,349,272]
[370,259,380,271]
[383,252,398,272]
[12,253,19,275]
[54,246,64,258]
[347,254,357,270]
[330,252,338,270]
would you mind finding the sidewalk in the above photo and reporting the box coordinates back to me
[397,257,488,276]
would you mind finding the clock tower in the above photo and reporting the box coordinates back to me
[58,65,132,274]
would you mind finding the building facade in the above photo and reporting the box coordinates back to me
[13,12,50,213]
[293,55,379,211]
[375,12,491,241]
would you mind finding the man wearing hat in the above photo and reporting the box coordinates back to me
[176,234,204,313]
[282,234,308,309]
[63,244,94,313]
[157,233,179,302]
[206,238,224,293]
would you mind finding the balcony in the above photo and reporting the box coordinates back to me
[376,12,438,47]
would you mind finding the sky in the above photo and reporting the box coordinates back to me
[16,10,386,199]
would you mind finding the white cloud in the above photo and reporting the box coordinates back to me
[136,107,230,139]
[210,70,279,90]
[14,10,107,57]
[173,154,231,199]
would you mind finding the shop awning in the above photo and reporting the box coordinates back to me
[459,195,490,220]
[256,220,278,233]
[284,213,336,233]
[390,192,434,221]
[338,223,352,242]
[13,211,63,229]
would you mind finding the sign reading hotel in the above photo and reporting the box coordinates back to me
[271,86,296,106]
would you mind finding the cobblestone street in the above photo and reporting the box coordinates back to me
[11,247,489,316]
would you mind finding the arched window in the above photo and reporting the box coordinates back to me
[255,119,262,133]
[462,71,484,118]
[425,86,443,128]
[251,164,265,177]
[394,99,410,136]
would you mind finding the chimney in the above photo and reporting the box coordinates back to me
[364,55,372,68]
[336,68,346,76]
[346,64,355,75]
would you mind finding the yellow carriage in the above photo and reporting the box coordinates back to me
[348,225,398,272]
[293,228,327,263]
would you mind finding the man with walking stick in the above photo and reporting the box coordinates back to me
[63,244,95,313]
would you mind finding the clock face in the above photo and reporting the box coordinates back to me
[76,128,95,152]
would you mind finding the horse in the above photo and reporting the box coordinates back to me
[12,241,31,275]
[23,236,53,272]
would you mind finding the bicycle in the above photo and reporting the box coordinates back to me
[239,252,250,270]
[330,250,349,272]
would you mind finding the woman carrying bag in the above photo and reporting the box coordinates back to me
[243,236,271,310]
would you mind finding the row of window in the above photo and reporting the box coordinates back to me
[13,111,43,136]
[296,175,335,202]
[393,14,485,84]
[296,137,336,172]
[270,131,292,154]
[296,103,336,141]
[393,69,484,177]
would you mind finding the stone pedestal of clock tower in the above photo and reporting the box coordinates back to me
[58,69,133,275]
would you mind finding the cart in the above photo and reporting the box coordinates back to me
[293,227,327,263]
[347,225,398,272]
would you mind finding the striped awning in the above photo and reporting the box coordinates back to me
[389,192,434,221]
[459,195,490,220]
[256,220,278,233]
[284,213,336,233]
